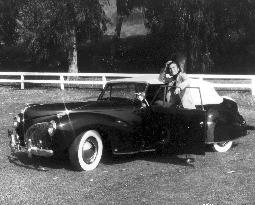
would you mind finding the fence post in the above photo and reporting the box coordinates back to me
[102,75,107,88]
[60,74,65,90]
[21,74,24,89]
[252,76,255,96]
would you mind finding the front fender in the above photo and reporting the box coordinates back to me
[55,112,134,151]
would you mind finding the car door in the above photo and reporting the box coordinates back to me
[146,85,206,155]
[103,82,147,154]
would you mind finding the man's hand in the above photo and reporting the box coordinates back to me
[165,60,173,67]
[174,87,181,95]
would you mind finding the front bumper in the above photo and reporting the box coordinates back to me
[8,129,54,157]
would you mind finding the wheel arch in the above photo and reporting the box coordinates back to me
[59,124,114,156]
[56,112,132,154]
[206,108,224,143]
[206,107,234,144]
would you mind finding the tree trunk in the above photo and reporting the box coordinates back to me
[115,14,124,39]
[110,13,124,71]
[68,28,78,73]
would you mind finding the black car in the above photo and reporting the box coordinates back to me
[9,76,248,171]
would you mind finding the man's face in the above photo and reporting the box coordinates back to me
[169,63,179,76]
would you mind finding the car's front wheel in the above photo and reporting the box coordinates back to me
[69,130,103,171]
[212,141,233,152]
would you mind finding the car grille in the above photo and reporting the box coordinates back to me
[24,122,53,149]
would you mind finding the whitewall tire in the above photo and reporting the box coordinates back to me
[212,141,233,152]
[69,130,103,171]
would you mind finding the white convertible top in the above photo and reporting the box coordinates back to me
[109,74,162,85]
[189,79,223,105]
[108,75,223,105]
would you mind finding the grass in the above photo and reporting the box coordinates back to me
[1,86,255,204]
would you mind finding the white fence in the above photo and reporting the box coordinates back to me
[0,72,254,95]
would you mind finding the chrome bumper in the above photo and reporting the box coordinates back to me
[8,130,54,157]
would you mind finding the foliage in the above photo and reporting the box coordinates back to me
[143,0,255,72]
[112,0,146,40]
[0,0,20,46]
[116,0,145,17]
[1,0,255,73]
[17,0,109,69]
[111,0,255,72]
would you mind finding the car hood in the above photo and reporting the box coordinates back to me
[24,100,138,120]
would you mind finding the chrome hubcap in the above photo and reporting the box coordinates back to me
[217,142,228,147]
[82,137,98,164]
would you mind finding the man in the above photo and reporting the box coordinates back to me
[158,60,195,109]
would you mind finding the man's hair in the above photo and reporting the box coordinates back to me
[166,61,180,70]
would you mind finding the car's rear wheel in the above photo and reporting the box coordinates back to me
[212,141,233,152]
[69,130,103,171]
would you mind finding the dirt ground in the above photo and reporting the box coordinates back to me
[0,86,255,205]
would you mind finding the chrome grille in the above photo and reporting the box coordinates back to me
[24,122,53,149]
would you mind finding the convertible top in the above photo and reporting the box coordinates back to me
[109,74,162,85]
[108,75,223,105]
[189,79,223,105]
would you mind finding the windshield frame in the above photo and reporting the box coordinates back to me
[98,82,149,102]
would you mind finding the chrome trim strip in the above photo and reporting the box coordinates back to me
[140,149,156,152]
[113,149,156,155]
[113,151,139,155]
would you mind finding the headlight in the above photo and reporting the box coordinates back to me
[13,115,21,128]
[48,120,57,136]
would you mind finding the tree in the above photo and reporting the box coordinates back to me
[18,0,109,72]
[143,0,255,72]
[114,0,144,39]
[0,0,19,46]
[108,0,145,71]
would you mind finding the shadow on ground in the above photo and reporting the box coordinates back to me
[104,152,196,168]
[7,142,243,172]
[7,152,71,172]
[7,150,196,172]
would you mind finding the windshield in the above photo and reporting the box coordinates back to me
[98,83,147,101]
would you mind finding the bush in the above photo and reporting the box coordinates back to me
[0,46,31,71]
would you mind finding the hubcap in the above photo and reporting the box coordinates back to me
[82,137,98,164]
[217,142,228,147]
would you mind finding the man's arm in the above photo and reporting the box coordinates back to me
[158,66,169,83]
[178,73,191,90]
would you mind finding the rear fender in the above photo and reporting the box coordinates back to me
[206,107,245,143]
[206,109,220,143]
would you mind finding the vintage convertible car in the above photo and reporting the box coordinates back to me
[8,76,249,171]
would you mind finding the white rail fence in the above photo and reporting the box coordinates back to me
[0,72,254,95]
